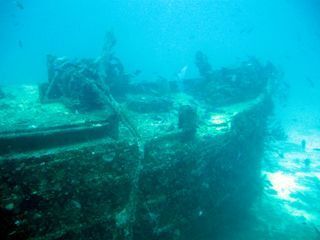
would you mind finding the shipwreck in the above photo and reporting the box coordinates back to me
[0,36,277,240]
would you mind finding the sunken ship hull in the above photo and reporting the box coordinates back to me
[0,54,275,239]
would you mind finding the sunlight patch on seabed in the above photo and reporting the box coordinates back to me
[266,171,307,202]
[263,128,320,226]
[264,170,317,223]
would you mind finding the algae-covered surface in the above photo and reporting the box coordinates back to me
[122,92,265,141]
[0,85,109,133]
[0,85,261,142]
[0,84,272,240]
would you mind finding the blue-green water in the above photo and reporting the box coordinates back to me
[1,0,320,122]
[1,1,320,239]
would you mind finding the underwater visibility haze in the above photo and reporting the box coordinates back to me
[0,0,320,239]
